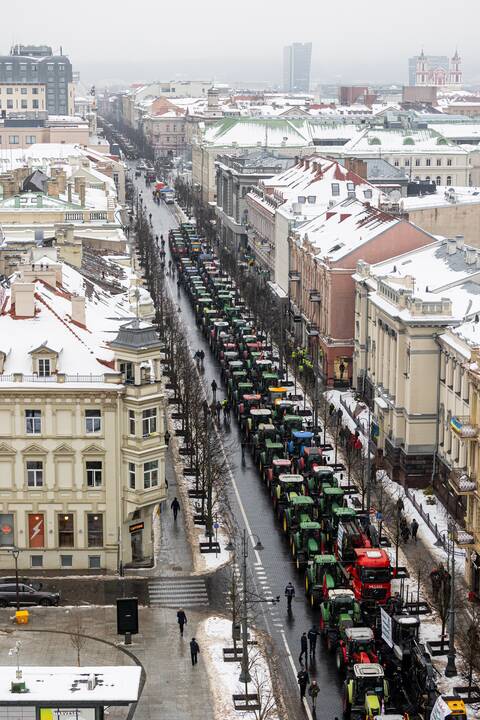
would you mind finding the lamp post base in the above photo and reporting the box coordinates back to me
[445,655,457,677]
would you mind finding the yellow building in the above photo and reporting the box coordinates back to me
[0,252,166,573]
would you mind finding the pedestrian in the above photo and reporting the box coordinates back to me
[171,497,180,521]
[430,567,440,600]
[211,379,218,402]
[285,581,295,613]
[297,668,309,700]
[202,399,209,424]
[308,680,320,711]
[307,626,318,656]
[299,631,308,665]
[190,637,200,666]
[411,518,419,542]
[216,400,222,423]
[199,349,205,368]
[177,608,187,637]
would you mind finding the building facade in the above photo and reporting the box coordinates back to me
[0,254,166,573]
[0,46,74,115]
[283,43,312,93]
[408,52,462,88]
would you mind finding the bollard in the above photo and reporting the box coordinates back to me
[125,632,132,645]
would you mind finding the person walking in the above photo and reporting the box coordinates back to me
[177,608,187,637]
[285,581,295,613]
[190,637,200,666]
[299,632,308,665]
[211,379,218,403]
[308,680,320,711]
[307,626,318,656]
[171,497,180,521]
[297,668,309,700]
[411,518,419,543]
[215,400,222,424]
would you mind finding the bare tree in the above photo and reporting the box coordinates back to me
[69,611,87,666]
[458,601,480,697]
[243,648,278,720]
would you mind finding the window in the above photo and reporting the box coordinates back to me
[86,461,102,487]
[331,183,340,196]
[129,409,136,435]
[9,134,19,144]
[436,176,441,186]
[363,189,373,199]
[85,409,101,433]
[28,513,45,547]
[6,88,12,95]
[58,514,74,547]
[32,100,39,109]
[297,195,306,204]
[87,514,103,547]
[307,196,316,204]
[27,461,43,487]
[32,87,38,95]
[394,160,399,167]
[26,135,36,144]
[425,176,430,182]
[6,100,13,108]
[60,555,72,567]
[404,159,410,167]
[143,460,159,489]
[129,462,136,490]
[415,159,420,166]
[25,410,41,434]
[119,361,134,384]
[30,555,43,568]
[21,100,27,110]
[447,159,452,166]
[21,88,27,95]
[446,176,452,185]
[426,159,431,167]
[142,408,157,437]
[38,358,51,376]
[436,158,442,166]
[89,555,101,569]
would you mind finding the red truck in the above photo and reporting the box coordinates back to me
[347,548,392,606]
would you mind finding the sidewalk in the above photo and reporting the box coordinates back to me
[0,605,214,720]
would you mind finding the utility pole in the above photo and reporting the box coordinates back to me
[445,522,457,676]
[239,529,251,693]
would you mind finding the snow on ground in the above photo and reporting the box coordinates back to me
[198,616,279,720]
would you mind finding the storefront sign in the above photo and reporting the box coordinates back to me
[129,521,144,534]
[40,709,96,720]
[0,513,14,546]
[28,513,45,548]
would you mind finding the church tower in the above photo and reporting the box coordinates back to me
[416,50,427,86]
[449,50,462,86]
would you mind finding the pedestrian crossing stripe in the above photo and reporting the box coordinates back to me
[148,577,209,607]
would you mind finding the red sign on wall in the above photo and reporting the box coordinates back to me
[28,514,45,548]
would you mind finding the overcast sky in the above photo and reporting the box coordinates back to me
[6,0,479,87]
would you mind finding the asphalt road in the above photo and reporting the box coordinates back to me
[131,169,344,720]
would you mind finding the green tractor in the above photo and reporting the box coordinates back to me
[305,554,350,607]
[246,408,272,439]
[253,424,280,465]
[273,473,304,516]
[292,521,321,572]
[265,457,292,490]
[306,465,336,500]
[259,437,284,478]
[319,588,362,651]
[283,495,315,537]
[273,399,298,423]
[321,505,358,555]
[280,415,304,442]
[343,664,390,719]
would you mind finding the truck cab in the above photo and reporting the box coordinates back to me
[348,548,391,606]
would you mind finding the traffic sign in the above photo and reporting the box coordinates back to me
[213,522,219,529]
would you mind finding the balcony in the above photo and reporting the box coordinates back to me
[289,271,301,282]
[448,468,477,495]
[450,415,479,439]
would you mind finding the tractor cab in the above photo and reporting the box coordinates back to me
[228,370,248,396]
[273,399,298,422]
[344,663,389,719]
[259,436,284,475]
[320,588,362,650]
[238,394,262,426]
[268,386,288,403]
[283,495,315,536]
[321,505,356,555]
[265,457,292,489]
[337,627,378,674]
[287,430,314,458]
[259,372,279,393]
[281,415,304,441]
[297,446,324,474]
[319,486,346,517]
[247,408,272,436]
[306,465,336,498]
[233,382,254,406]
[387,613,420,669]
[304,553,349,606]
[292,521,321,572]
[273,474,304,511]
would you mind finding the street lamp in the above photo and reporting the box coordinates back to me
[8,547,20,611]
[445,522,457,677]
[239,530,263,688]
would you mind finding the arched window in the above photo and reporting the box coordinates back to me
[446,175,452,186]
[436,176,441,186]
[425,176,430,182]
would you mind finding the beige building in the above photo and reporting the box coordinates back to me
[0,83,46,114]
[353,236,480,498]
[0,250,166,573]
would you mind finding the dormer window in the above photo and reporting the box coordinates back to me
[38,358,51,377]
[331,183,340,196]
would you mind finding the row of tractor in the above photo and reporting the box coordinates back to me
[167,223,467,720]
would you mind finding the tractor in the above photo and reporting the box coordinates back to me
[273,399,298,423]
[336,627,378,675]
[304,553,350,607]
[280,415,304,442]
[283,495,315,537]
[287,430,314,458]
[265,457,292,490]
[253,424,280,465]
[305,464,336,499]
[343,663,391,719]
[319,588,362,651]
[273,474,304,516]
[245,408,272,439]
[292,521,321,572]
[259,437,284,478]
[238,394,262,429]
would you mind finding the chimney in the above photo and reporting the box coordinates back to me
[36,193,43,208]
[465,247,476,265]
[71,294,86,327]
[79,182,86,208]
[47,179,59,198]
[455,234,464,251]
[13,282,35,317]
[447,237,457,255]
[67,183,72,203]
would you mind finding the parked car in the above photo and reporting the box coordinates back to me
[0,583,60,607]
[0,577,43,590]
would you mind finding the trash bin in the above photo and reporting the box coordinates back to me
[15,610,29,625]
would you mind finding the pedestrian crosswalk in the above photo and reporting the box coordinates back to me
[148,577,209,607]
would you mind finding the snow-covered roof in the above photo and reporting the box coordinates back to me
[292,197,399,263]
[403,185,480,211]
[343,127,469,155]
[0,666,141,704]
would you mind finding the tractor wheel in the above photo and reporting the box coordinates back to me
[283,515,287,533]
[296,556,300,571]
[291,542,296,558]
[327,633,334,652]
[305,575,309,593]
[310,592,316,609]
[336,649,344,674]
